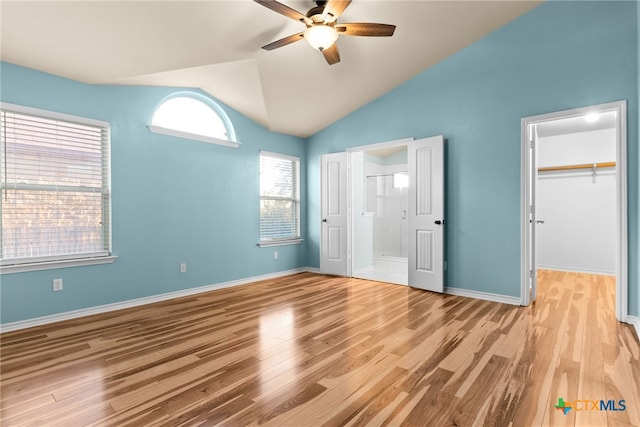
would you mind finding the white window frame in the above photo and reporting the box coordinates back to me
[0,102,116,273]
[259,151,302,247]
[148,93,240,148]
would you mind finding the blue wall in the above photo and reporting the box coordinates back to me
[0,63,307,324]
[1,1,638,325]
[306,1,639,314]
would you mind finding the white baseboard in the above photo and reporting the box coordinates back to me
[352,267,373,276]
[628,316,640,341]
[0,268,310,333]
[10,266,622,333]
[536,265,616,276]
[445,286,521,306]
[373,256,408,264]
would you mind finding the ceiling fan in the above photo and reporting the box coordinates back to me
[254,0,396,65]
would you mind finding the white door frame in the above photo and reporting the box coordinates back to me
[520,100,628,322]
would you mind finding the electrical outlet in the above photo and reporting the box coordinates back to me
[274,251,278,260]
[180,263,187,273]
[52,278,63,291]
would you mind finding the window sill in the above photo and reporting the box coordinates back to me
[148,125,240,148]
[0,256,118,274]
[258,239,303,248]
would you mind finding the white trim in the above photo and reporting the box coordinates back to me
[0,268,307,333]
[258,239,303,247]
[627,316,640,341]
[614,101,628,323]
[305,266,321,274]
[445,286,521,306]
[520,118,530,306]
[148,125,240,148]
[346,137,414,153]
[0,102,110,127]
[347,152,353,278]
[352,267,374,276]
[373,255,408,264]
[520,101,628,323]
[259,150,300,163]
[1,255,117,274]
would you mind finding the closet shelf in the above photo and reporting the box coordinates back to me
[538,161,616,172]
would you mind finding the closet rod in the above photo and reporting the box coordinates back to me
[538,161,616,173]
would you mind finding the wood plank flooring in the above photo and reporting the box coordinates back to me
[1,270,639,426]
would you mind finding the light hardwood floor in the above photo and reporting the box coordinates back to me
[1,270,639,426]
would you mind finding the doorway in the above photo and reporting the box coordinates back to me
[320,136,445,293]
[351,145,409,285]
[521,101,627,322]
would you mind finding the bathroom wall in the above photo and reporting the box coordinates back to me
[365,154,408,258]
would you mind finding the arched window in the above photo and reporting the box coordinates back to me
[149,93,238,148]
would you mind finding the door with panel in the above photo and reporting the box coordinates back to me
[408,136,444,292]
[320,152,348,276]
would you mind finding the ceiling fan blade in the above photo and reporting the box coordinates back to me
[323,0,351,22]
[336,23,396,37]
[261,32,305,50]
[254,0,311,25]
[322,43,340,65]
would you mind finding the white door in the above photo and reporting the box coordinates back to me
[408,136,444,292]
[320,152,348,276]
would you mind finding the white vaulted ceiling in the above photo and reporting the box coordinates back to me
[0,1,541,138]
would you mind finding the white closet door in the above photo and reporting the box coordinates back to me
[408,136,444,292]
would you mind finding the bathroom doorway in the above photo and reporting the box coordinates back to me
[351,145,409,285]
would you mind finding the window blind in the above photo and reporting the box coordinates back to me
[0,106,111,265]
[259,152,300,242]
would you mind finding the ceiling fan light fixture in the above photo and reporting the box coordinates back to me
[304,24,338,51]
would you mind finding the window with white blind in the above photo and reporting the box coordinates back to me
[259,151,301,246]
[0,103,114,273]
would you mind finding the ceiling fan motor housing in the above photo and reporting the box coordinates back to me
[307,5,331,23]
